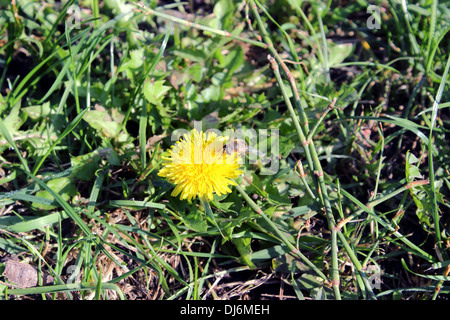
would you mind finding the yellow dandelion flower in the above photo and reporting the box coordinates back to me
[158,129,243,202]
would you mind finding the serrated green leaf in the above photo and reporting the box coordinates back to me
[83,108,124,138]
[126,48,144,69]
[183,209,208,233]
[2,103,27,134]
[405,151,423,182]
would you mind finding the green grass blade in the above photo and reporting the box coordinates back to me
[402,259,450,282]
[0,117,30,172]
[7,282,125,300]
[109,200,165,209]
[427,53,450,255]
[94,266,102,300]
[32,107,90,175]
[43,0,78,45]
[330,181,435,263]
[425,0,438,75]
[38,28,92,104]
[0,211,68,233]
[87,169,106,216]
[21,169,93,237]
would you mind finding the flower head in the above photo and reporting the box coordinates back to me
[158,129,243,202]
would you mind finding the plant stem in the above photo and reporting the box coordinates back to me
[250,0,310,131]
[267,55,316,187]
[250,1,340,298]
[336,231,377,300]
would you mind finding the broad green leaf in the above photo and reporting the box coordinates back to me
[250,244,291,261]
[409,182,444,230]
[22,102,52,120]
[70,151,102,181]
[21,169,93,237]
[118,47,145,82]
[0,211,68,233]
[199,85,221,102]
[213,0,235,30]
[294,273,325,290]
[404,151,444,230]
[1,103,27,134]
[232,236,255,269]
[219,46,244,73]
[183,209,208,233]
[328,43,354,67]
[405,151,423,182]
[143,79,171,106]
[274,252,311,274]
[187,64,203,83]
[83,108,124,138]
[31,177,78,211]
[125,48,144,69]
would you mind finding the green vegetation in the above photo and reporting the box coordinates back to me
[0,0,449,300]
